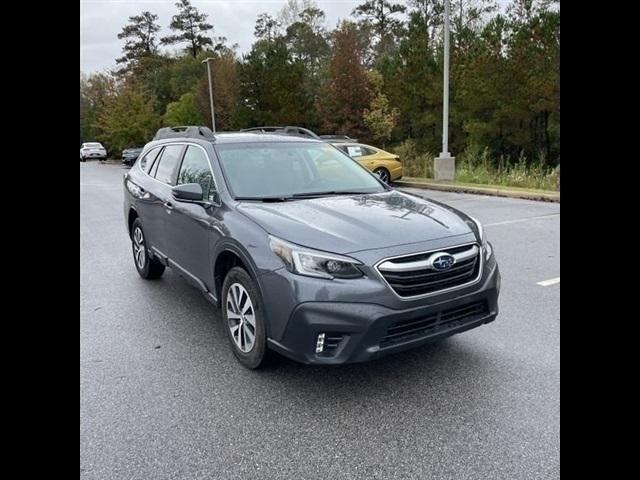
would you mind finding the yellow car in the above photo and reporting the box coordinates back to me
[332,142,403,183]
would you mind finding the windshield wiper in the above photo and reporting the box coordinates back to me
[235,196,294,202]
[291,190,373,198]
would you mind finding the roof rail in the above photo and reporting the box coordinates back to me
[153,126,216,141]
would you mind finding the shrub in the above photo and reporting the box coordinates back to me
[392,139,434,178]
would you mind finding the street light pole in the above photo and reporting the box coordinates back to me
[442,0,450,157]
[201,57,216,132]
[434,0,455,181]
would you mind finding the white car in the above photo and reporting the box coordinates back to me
[80,142,107,162]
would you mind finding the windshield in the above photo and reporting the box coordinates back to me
[84,143,102,148]
[215,142,385,199]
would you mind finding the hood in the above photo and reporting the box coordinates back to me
[237,190,476,254]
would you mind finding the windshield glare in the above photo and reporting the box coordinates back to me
[84,143,102,148]
[215,142,385,198]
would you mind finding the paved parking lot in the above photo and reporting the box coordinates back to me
[80,161,560,480]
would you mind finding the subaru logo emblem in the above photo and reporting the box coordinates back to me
[431,253,455,271]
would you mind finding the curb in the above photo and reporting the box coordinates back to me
[395,180,560,203]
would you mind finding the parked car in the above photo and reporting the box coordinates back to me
[332,142,402,183]
[123,127,500,369]
[122,147,144,167]
[80,142,107,162]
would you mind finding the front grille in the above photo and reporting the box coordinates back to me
[380,301,488,348]
[377,243,481,298]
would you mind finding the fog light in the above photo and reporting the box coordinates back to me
[315,333,325,353]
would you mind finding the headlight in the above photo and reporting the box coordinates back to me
[469,216,492,261]
[269,236,363,279]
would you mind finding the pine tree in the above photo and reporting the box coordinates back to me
[116,11,161,67]
[352,0,406,61]
[161,0,214,58]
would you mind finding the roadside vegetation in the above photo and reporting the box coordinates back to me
[392,139,559,190]
[80,0,559,188]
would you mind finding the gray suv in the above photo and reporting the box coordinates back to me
[123,127,500,368]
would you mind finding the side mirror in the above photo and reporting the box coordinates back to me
[172,183,203,202]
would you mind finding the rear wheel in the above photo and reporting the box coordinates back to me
[131,218,165,279]
[374,167,390,184]
[222,267,267,369]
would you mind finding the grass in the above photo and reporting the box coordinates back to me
[390,140,559,191]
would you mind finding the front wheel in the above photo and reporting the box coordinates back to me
[131,218,165,279]
[374,167,390,184]
[221,267,267,369]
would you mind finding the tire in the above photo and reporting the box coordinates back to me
[221,266,267,369]
[374,167,391,184]
[131,218,165,279]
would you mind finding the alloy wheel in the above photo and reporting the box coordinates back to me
[375,169,390,183]
[133,227,146,269]
[226,283,256,353]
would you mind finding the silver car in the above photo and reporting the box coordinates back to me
[80,142,107,162]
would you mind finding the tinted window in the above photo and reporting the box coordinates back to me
[216,142,383,198]
[361,146,377,156]
[138,147,161,172]
[153,145,184,185]
[177,146,215,201]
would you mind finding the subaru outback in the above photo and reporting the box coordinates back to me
[123,126,500,368]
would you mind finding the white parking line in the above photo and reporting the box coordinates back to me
[485,213,559,227]
[537,277,560,287]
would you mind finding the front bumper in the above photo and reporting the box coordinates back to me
[264,259,500,365]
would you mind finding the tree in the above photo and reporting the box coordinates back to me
[95,82,161,153]
[316,21,371,138]
[352,0,406,61]
[386,11,441,145]
[238,39,310,126]
[278,0,317,28]
[254,13,281,41]
[406,0,443,48]
[450,0,497,50]
[80,71,117,144]
[163,92,204,126]
[285,6,329,71]
[116,11,161,68]
[161,0,213,57]
[363,70,398,146]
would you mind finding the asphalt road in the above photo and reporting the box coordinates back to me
[80,161,560,480]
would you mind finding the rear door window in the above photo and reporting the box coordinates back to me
[152,145,185,185]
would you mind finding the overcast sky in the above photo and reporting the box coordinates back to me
[80,0,362,74]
